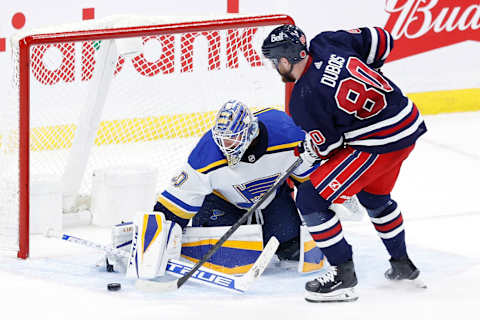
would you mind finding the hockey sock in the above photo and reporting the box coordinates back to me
[296,181,352,265]
[357,191,407,259]
[301,209,353,266]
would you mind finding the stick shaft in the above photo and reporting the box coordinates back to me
[46,230,129,258]
[177,158,303,288]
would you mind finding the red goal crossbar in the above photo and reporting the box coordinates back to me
[15,14,295,258]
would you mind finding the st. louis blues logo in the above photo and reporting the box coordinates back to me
[210,209,225,221]
[234,174,280,208]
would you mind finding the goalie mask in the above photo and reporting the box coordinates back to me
[212,100,259,167]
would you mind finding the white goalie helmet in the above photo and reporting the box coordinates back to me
[212,100,259,167]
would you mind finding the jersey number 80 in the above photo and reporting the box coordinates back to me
[335,57,393,120]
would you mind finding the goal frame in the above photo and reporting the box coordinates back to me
[15,14,295,259]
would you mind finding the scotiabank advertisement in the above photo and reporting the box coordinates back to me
[0,0,478,114]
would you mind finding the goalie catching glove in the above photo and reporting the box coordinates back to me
[106,212,182,279]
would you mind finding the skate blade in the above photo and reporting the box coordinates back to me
[388,276,428,289]
[305,288,358,303]
[412,277,427,289]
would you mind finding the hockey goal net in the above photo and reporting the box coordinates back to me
[0,14,294,258]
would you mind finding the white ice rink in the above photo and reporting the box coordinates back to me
[0,111,479,320]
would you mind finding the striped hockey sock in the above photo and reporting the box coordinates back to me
[302,210,353,266]
[369,201,407,259]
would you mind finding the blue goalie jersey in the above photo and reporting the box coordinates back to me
[289,27,427,157]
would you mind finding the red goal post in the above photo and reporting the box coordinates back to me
[1,14,295,259]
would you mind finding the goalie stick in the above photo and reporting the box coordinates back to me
[154,157,304,292]
[45,230,279,293]
[136,236,279,293]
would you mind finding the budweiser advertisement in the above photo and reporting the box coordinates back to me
[384,0,480,62]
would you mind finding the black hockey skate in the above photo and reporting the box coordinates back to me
[385,256,419,280]
[276,236,300,261]
[305,260,358,302]
[385,256,427,288]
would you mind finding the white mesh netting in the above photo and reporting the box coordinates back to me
[0,14,288,256]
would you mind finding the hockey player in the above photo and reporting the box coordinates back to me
[153,100,315,263]
[261,25,427,302]
[107,100,327,278]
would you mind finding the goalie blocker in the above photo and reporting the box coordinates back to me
[107,212,327,277]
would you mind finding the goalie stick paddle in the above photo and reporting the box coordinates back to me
[135,236,279,293]
[169,157,303,291]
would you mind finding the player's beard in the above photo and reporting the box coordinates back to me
[277,64,296,83]
[280,72,296,83]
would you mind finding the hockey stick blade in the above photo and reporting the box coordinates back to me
[135,259,246,293]
[135,278,179,293]
[235,236,279,291]
[135,236,279,294]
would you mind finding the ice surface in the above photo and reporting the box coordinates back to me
[1,111,479,320]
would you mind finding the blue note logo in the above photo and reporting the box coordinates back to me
[210,209,225,221]
[234,174,280,208]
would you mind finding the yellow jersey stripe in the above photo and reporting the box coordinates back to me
[212,190,229,202]
[157,196,196,220]
[266,141,301,152]
[196,158,228,173]
[290,174,310,183]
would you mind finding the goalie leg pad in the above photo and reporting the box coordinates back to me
[181,224,263,274]
[126,212,182,279]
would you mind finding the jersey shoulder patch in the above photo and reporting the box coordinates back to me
[188,131,227,174]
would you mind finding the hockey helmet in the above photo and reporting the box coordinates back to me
[262,25,308,66]
[212,100,259,167]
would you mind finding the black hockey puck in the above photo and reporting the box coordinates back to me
[107,283,121,291]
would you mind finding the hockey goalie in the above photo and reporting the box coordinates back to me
[105,100,363,281]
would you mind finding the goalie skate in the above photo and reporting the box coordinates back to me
[304,260,358,303]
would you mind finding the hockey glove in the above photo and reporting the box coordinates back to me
[105,221,135,273]
[295,133,322,166]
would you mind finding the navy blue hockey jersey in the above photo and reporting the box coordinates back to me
[289,27,427,156]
